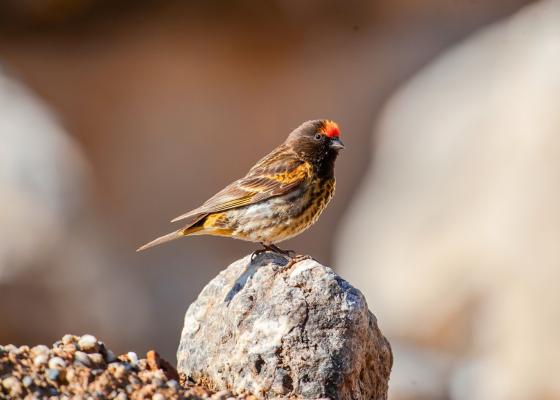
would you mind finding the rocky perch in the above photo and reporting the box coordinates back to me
[178,253,393,400]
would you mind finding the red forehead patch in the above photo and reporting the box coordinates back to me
[322,120,340,137]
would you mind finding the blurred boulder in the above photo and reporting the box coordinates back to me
[335,1,560,400]
[0,65,150,352]
[0,65,88,282]
[177,253,392,400]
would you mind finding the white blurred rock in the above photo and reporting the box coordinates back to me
[335,1,560,400]
[0,66,90,282]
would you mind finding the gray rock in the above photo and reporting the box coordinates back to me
[46,368,61,381]
[177,253,393,400]
[74,351,92,367]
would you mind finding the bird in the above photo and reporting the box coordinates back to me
[137,119,345,266]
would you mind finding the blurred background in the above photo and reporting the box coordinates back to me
[1,0,558,399]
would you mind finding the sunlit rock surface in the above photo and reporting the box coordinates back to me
[177,253,392,400]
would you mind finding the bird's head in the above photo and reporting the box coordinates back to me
[287,120,345,164]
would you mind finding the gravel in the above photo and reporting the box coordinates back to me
[0,334,260,400]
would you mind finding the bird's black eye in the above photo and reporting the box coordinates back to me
[315,134,321,140]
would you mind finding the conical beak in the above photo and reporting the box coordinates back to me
[330,137,345,150]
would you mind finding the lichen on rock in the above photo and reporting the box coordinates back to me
[177,253,392,400]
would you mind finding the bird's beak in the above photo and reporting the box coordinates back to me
[330,137,345,150]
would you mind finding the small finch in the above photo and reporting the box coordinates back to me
[137,119,344,264]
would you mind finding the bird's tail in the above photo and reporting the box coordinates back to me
[136,214,207,251]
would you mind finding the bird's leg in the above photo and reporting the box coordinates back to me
[267,244,296,259]
[252,243,290,261]
[255,243,310,268]
[251,246,269,261]
[267,244,312,268]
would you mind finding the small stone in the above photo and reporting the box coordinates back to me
[104,350,116,363]
[108,390,118,399]
[22,376,33,387]
[4,344,18,353]
[74,351,92,367]
[137,359,148,370]
[66,368,75,382]
[53,340,63,348]
[151,378,165,387]
[48,357,67,369]
[153,370,167,381]
[34,354,49,366]
[62,334,78,345]
[77,335,100,353]
[152,394,165,400]
[114,365,128,379]
[127,352,138,366]
[125,384,134,394]
[226,398,237,400]
[116,392,128,400]
[167,380,180,388]
[212,390,233,400]
[129,376,141,385]
[88,353,104,364]
[46,368,60,381]
[31,344,50,356]
[19,345,30,353]
[2,376,18,389]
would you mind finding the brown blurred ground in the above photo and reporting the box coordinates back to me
[0,0,533,368]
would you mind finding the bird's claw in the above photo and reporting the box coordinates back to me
[251,249,268,261]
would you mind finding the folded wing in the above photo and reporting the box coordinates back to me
[171,155,310,223]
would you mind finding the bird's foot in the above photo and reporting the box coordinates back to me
[261,244,296,259]
[251,248,268,261]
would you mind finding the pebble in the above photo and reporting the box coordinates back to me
[88,353,104,364]
[2,376,18,389]
[114,365,128,379]
[151,378,165,387]
[153,369,167,381]
[62,334,78,345]
[48,357,67,370]
[5,344,20,354]
[74,351,92,367]
[167,380,180,388]
[32,344,50,355]
[127,352,138,366]
[19,345,30,353]
[152,394,165,400]
[34,354,49,366]
[22,375,34,387]
[116,392,128,400]
[129,376,141,385]
[78,335,100,353]
[212,390,233,400]
[46,368,61,381]
[105,349,117,363]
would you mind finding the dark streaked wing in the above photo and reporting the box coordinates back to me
[171,154,310,223]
